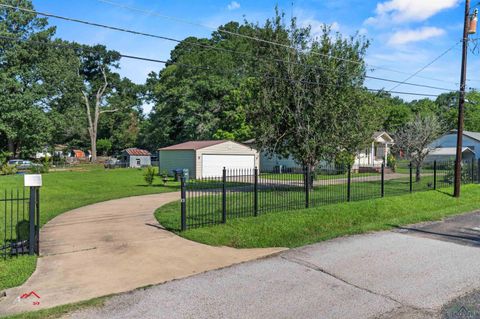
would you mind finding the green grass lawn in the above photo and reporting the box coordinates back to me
[156,184,480,249]
[0,166,179,291]
[176,174,452,227]
[261,171,378,181]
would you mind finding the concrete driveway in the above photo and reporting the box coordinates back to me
[0,193,283,317]
[65,213,480,319]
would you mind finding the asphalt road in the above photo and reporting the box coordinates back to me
[64,215,480,319]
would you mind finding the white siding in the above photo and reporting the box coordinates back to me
[195,141,259,179]
[129,156,151,168]
[159,150,196,177]
[260,153,298,172]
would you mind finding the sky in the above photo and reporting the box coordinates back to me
[30,0,480,112]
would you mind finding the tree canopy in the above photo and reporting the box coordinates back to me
[0,1,469,164]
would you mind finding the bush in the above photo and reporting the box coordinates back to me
[97,139,112,156]
[1,164,17,175]
[0,151,12,166]
[387,154,397,172]
[30,157,51,174]
[144,166,156,186]
[443,162,473,184]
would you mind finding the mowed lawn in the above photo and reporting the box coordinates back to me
[169,173,452,227]
[156,184,480,249]
[0,166,179,291]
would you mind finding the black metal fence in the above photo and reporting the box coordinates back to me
[180,160,479,230]
[0,188,40,259]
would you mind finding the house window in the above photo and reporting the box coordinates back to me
[136,159,141,166]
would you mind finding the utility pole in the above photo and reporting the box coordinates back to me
[454,0,477,197]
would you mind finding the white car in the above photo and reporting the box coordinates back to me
[7,160,40,170]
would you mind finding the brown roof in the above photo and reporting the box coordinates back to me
[159,140,228,151]
[124,148,151,156]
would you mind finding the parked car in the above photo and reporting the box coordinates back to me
[7,159,40,170]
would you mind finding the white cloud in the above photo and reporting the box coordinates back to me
[366,0,460,25]
[298,17,340,38]
[227,1,240,11]
[388,26,446,45]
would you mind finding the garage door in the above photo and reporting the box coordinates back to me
[202,154,255,177]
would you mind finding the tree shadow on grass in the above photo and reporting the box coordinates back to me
[134,184,179,190]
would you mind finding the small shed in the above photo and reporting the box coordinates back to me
[159,140,259,179]
[121,148,152,168]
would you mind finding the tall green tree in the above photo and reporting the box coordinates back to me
[142,22,258,149]
[76,45,121,162]
[98,78,144,153]
[246,14,380,168]
[0,0,77,157]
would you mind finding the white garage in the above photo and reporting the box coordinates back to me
[202,154,256,177]
[159,140,259,179]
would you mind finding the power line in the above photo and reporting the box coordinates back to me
[389,41,461,91]
[0,34,445,98]
[0,3,459,93]
[95,0,463,87]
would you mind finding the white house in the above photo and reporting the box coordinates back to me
[159,140,259,179]
[426,130,480,161]
[245,131,394,171]
[353,132,394,169]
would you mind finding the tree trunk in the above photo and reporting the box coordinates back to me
[90,134,97,163]
[7,139,16,158]
[415,164,421,182]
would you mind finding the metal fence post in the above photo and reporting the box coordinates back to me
[471,159,475,184]
[477,159,480,184]
[381,162,385,197]
[305,166,310,208]
[433,160,437,190]
[28,187,36,255]
[409,162,413,193]
[222,167,227,224]
[180,177,187,231]
[254,167,258,217]
[347,164,351,202]
[35,188,40,254]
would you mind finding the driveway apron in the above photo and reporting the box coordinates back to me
[0,192,284,316]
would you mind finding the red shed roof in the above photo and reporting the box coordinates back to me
[159,140,228,151]
[124,148,151,156]
[73,150,86,158]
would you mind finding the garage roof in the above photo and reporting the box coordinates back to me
[429,147,475,156]
[449,130,480,142]
[159,140,228,151]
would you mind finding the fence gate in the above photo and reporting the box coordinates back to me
[1,187,40,259]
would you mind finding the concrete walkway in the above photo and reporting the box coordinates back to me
[64,226,480,319]
[0,193,284,316]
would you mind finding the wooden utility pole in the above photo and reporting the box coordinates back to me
[454,0,472,197]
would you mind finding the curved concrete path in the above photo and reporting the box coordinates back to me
[0,193,284,316]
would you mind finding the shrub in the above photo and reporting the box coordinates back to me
[1,164,17,175]
[0,151,12,166]
[443,162,473,184]
[144,166,156,186]
[387,154,397,172]
[97,139,112,156]
[30,157,51,174]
